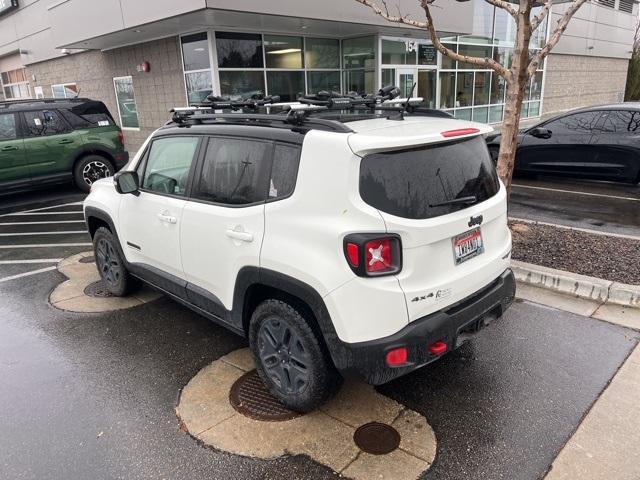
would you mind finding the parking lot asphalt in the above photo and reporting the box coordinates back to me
[509,176,640,237]
[1,194,638,480]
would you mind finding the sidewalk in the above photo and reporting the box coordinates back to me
[518,284,640,480]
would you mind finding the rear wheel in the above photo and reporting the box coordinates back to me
[93,227,137,296]
[74,155,115,192]
[248,299,342,412]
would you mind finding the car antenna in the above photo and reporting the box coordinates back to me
[389,82,416,121]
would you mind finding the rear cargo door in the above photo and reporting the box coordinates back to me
[358,136,512,322]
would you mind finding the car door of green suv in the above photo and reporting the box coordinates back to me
[21,109,84,184]
[0,112,29,188]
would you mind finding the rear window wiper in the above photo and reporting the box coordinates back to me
[429,195,477,208]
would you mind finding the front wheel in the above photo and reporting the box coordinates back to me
[93,227,137,296]
[248,299,342,412]
[74,155,115,192]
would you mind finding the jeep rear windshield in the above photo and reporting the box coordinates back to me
[59,101,116,128]
[359,136,499,219]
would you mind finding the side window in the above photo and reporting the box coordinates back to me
[598,111,640,133]
[544,112,601,135]
[22,110,69,136]
[141,136,200,196]
[0,113,17,141]
[195,137,271,205]
[269,143,300,199]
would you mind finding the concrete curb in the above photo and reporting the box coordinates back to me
[511,260,640,309]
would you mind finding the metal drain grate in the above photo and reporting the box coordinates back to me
[84,280,114,298]
[229,370,301,422]
[353,422,401,455]
[79,256,95,264]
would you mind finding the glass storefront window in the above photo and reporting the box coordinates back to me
[494,47,512,69]
[219,71,265,100]
[440,43,456,69]
[439,72,456,109]
[382,68,395,88]
[454,108,472,121]
[474,72,490,106]
[530,6,548,49]
[458,45,492,69]
[418,70,436,108]
[490,71,506,104]
[528,101,540,117]
[493,8,516,46]
[530,71,543,100]
[472,106,489,123]
[344,69,375,95]
[185,71,213,104]
[267,71,305,102]
[456,72,473,107]
[521,102,529,118]
[489,105,504,123]
[343,36,376,69]
[182,33,211,71]
[461,0,494,44]
[307,71,341,93]
[305,38,340,69]
[264,35,304,69]
[216,32,263,68]
[113,76,139,129]
[381,40,416,65]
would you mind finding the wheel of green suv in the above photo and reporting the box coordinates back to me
[248,299,342,412]
[92,227,137,297]
[74,155,115,192]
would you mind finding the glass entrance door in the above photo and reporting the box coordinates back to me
[397,68,415,98]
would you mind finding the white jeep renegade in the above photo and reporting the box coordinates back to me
[84,90,515,412]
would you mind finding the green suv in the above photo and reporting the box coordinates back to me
[0,98,129,193]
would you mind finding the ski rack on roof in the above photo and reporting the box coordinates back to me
[169,85,453,131]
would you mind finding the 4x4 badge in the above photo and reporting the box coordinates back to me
[468,215,483,228]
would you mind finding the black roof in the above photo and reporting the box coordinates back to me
[569,102,640,114]
[0,97,104,112]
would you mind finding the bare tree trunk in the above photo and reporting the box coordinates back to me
[496,2,532,194]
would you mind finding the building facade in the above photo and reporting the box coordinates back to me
[0,0,636,152]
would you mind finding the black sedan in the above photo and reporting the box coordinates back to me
[486,104,640,184]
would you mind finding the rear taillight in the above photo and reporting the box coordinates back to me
[117,131,125,147]
[343,234,402,277]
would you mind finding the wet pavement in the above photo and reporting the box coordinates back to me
[509,176,640,237]
[1,193,639,480]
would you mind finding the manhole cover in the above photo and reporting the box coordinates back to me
[229,370,301,422]
[353,422,401,455]
[79,256,95,264]
[83,280,114,298]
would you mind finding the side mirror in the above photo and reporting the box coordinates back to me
[114,171,139,195]
[530,127,552,139]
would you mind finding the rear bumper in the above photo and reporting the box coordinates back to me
[334,268,516,385]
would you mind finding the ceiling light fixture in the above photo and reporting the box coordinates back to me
[267,48,302,55]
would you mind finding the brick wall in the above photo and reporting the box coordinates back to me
[26,36,186,153]
[542,54,629,116]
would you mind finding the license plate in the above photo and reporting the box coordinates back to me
[453,228,484,265]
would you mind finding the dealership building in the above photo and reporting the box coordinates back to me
[0,0,637,151]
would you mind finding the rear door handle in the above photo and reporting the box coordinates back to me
[58,139,74,144]
[225,229,254,242]
[157,213,177,224]
[1,145,19,151]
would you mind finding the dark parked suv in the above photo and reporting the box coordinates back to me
[0,98,129,193]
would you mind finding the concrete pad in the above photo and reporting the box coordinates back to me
[177,348,437,479]
[592,304,640,331]
[545,345,640,480]
[49,251,161,313]
[516,282,601,317]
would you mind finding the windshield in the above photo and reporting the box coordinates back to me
[359,136,500,219]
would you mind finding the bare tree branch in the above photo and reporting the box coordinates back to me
[530,0,552,31]
[354,0,509,77]
[484,0,519,19]
[527,0,587,76]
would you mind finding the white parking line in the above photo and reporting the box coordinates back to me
[0,243,92,249]
[10,201,83,214]
[512,184,640,202]
[0,266,58,283]
[3,211,85,216]
[0,259,63,264]
[0,231,87,237]
[0,221,86,226]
